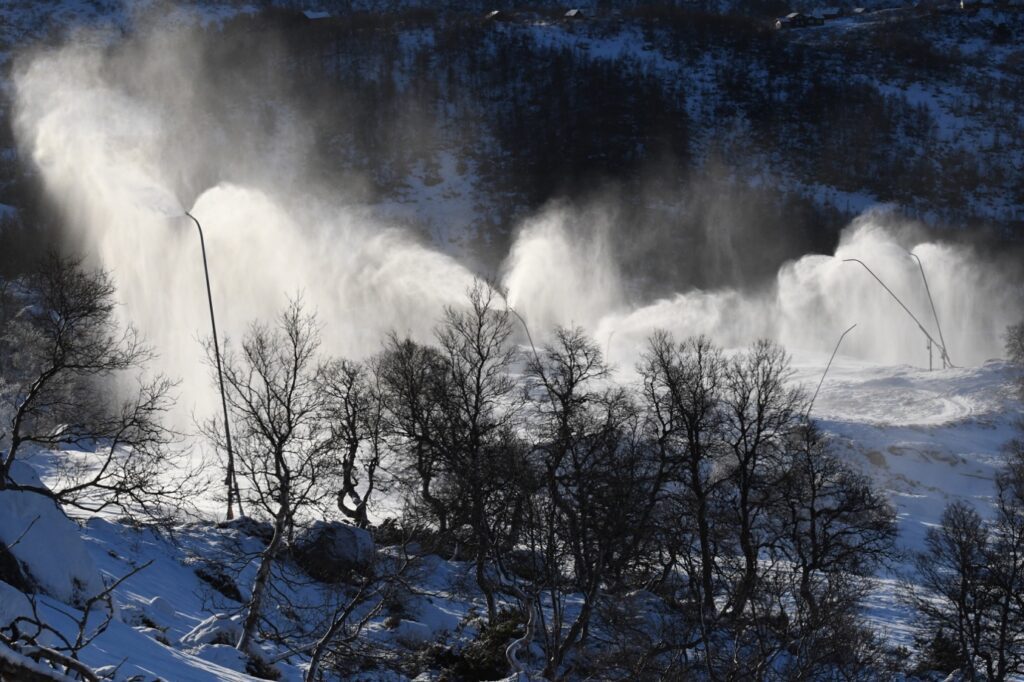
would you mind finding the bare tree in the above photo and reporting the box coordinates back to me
[638,333,727,621]
[434,280,523,620]
[380,281,524,621]
[718,339,805,620]
[761,424,897,680]
[0,253,179,516]
[377,333,453,534]
[775,424,897,627]
[318,358,386,529]
[205,299,339,654]
[908,501,993,680]
[907,439,1024,680]
[519,326,664,679]
[982,452,1024,681]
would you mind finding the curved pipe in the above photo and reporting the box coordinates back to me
[185,211,241,520]
[842,258,949,365]
[905,249,952,368]
[807,323,856,419]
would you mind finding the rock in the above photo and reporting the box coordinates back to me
[145,595,176,621]
[391,619,433,647]
[181,613,242,648]
[0,462,106,607]
[293,521,375,582]
[0,539,33,593]
[0,581,33,626]
[194,564,244,603]
[216,516,274,544]
[504,547,549,583]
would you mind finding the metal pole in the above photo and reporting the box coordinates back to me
[842,258,949,369]
[807,323,856,419]
[906,250,952,368]
[185,211,240,520]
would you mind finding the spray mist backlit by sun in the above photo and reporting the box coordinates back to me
[12,25,1023,429]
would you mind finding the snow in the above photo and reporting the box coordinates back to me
[0,580,34,629]
[181,614,243,648]
[0,462,106,607]
[796,355,1020,556]
[28,594,264,681]
[0,2,1022,676]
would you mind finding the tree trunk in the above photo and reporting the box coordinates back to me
[237,492,289,653]
[691,457,715,614]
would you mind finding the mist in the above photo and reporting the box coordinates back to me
[12,19,1023,424]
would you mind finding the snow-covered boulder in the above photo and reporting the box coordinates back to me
[504,547,549,582]
[391,618,434,647]
[0,462,105,608]
[293,521,375,582]
[181,613,242,648]
[0,580,33,626]
[216,515,274,544]
[120,594,178,633]
[144,594,176,622]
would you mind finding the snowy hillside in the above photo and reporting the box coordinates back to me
[0,352,1017,680]
[1,1,1024,680]
[801,357,1020,546]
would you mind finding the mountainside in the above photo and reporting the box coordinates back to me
[2,1,1023,281]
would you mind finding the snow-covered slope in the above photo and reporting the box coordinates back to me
[799,356,1020,552]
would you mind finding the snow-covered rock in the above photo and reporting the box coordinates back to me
[0,579,33,627]
[391,618,434,647]
[120,594,178,633]
[216,516,274,544]
[0,462,105,608]
[181,613,243,648]
[293,521,375,582]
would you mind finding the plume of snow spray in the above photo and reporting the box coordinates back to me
[502,204,625,335]
[503,212,1021,369]
[14,38,475,423]
[13,23,1022,432]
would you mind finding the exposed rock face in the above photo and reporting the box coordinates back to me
[292,521,375,583]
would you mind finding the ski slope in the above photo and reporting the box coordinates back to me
[798,355,1019,552]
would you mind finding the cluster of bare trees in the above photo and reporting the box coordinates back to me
[0,255,192,681]
[189,276,899,679]
[15,256,1024,681]
[502,328,896,679]
[202,278,889,679]
[194,298,390,673]
[0,257,407,681]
